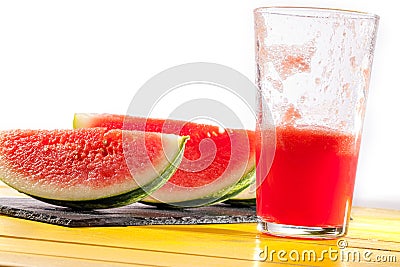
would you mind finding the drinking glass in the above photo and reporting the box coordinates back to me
[255,7,379,239]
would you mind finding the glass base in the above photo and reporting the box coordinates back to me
[257,220,347,239]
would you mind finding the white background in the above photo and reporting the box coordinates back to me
[0,1,398,210]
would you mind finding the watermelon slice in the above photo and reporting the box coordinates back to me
[74,113,256,208]
[0,128,188,209]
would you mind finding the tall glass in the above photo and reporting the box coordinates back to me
[255,7,379,239]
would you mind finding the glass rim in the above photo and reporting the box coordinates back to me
[254,6,379,20]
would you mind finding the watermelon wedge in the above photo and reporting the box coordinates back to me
[74,113,256,208]
[0,128,188,209]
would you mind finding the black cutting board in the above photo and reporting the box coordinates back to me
[0,198,256,228]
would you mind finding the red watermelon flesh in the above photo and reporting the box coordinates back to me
[74,113,255,207]
[0,128,187,209]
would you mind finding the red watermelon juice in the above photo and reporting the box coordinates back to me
[256,125,360,230]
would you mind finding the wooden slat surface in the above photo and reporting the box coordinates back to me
[0,181,399,266]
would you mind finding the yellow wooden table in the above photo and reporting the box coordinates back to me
[0,182,399,267]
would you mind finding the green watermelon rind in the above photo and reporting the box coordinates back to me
[6,136,189,210]
[224,180,256,207]
[141,167,255,209]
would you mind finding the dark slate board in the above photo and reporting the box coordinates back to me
[0,198,256,228]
